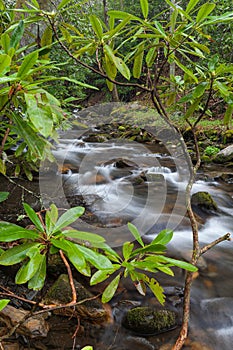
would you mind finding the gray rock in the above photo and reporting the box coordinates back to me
[214,145,233,163]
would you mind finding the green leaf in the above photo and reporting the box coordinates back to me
[215,81,230,97]
[89,15,103,40]
[59,77,99,90]
[146,46,158,68]
[28,254,46,290]
[122,242,134,261]
[1,33,10,53]
[41,26,53,49]
[57,0,73,10]
[157,265,174,276]
[0,54,11,75]
[0,192,9,203]
[15,247,44,284]
[140,0,149,19]
[101,273,121,303]
[12,113,49,160]
[77,245,113,270]
[196,3,216,23]
[131,243,166,257]
[223,104,233,127]
[23,203,44,232]
[0,221,39,242]
[151,229,173,245]
[0,299,10,311]
[192,82,208,99]
[155,255,198,272]
[154,21,167,39]
[52,207,85,233]
[17,51,38,78]
[174,59,198,83]
[133,43,144,79]
[104,44,131,80]
[90,268,117,285]
[186,0,199,14]
[10,20,24,49]
[51,238,87,272]
[63,230,105,244]
[148,278,165,305]
[81,347,93,350]
[45,204,58,235]
[0,242,39,265]
[127,223,144,247]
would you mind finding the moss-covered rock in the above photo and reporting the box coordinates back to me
[213,145,233,163]
[122,307,177,335]
[191,191,218,212]
[43,274,108,323]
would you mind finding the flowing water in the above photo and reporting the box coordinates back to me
[39,127,233,350]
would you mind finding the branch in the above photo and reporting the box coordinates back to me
[200,233,231,255]
[47,15,151,92]
[59,250,77,303]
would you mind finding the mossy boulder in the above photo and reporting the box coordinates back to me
[122,307,177,335]
[43,274,108,323]
[213,145,233,163]
[191,191,218,213]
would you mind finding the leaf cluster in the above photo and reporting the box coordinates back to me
[0,203,196,304]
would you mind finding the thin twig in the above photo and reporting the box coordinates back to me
[59,250,77,303]
[1,173,41,199]
[200,233,231,255]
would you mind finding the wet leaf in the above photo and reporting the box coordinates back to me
[0,299,10,311]
[0,192,9,203]
[77,245,113,270]
[122,241,134,260]
[0,221,39,242]
[151,229,173,245]
[15,247,44,284]
[102,273,121,303]
[63,229,105,244]
[52,207,85,233]
[28,254,46,290]
[10,20,24,49]
[23,203,44,232]
[17,51,38,78]
[127,223,144,247]
[0,242,39,265]
[196,3,215,23]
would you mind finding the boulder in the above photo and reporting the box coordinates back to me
[191,191,218,213]
[43,274,110,324]
[122,306,177,335]
[214,144,233,163]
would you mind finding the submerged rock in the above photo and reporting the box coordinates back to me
[122,306,177,335]
[43,274,110,324]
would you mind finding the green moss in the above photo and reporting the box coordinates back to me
[191,191,218,211]
[122,307,177,335]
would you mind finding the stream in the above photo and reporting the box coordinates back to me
[38,103,233,350]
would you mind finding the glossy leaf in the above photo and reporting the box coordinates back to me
[215,81,230,97]
[156,265,174,276]
[10,20,24,49]
[17,51,38,78]
[104,44,131,80]
[146,46,158,67]
[63,229,105,244]
[0,221,39,242]
[15,247,44,284]
[52,206,85,233]
[192,82,208,99]
[102,273,121,303]
[1,33,10,53]
[0,192,9,203]
[90,268,117,285]
[77,245,113,270]
[51,238,86,271]
[148,278,165,305]
[175,59,198,83]
[0,242,39,265]
[196,3,215,23]
[151,229,173,245]
[28,254,46,290]
[223,104,233,127]
[122,242,134,261]
[45,204,58,235]
[23,203,44,232]
[127,223,144,247]
[140,0,149,19]
[133,43,144,79]
[0,54,11,75]
[155,255,198,272]
[131,243,166,256]
[186,0,199,14]
[0,299,10,311]
[90,15,103,40]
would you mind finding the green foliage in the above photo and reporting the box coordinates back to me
[90,224,197,305]
[0,204,196,302]
[0,192,9,203]
[204,146,220,157]
[0,299,10,311]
